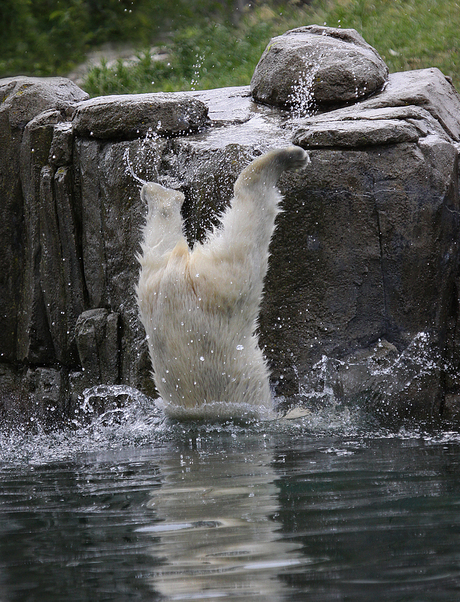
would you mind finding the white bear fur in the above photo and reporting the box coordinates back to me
[136,146,308,420]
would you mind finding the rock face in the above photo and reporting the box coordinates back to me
[1,31,460,425]
[72,93,208,139]
[250,26,389,111]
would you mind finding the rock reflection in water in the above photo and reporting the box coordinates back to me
[137,443,302,600]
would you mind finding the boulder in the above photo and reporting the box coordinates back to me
[292,105,452,146]
[258,131,458,417]
[293,117,420,148]
[357,68,460,141]
[72,93,208,139]
[251,26,388,111]
[261,91,460,419]
[0,76,88,128]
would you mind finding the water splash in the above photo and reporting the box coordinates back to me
[1,384,459,469]
[123,147,147,186]
[1,332,457,467]
[190,54,205,91]
[296,332,443,423]
[0,380,368,467]
[123,127,162,187]
[288,58,320,118]
[0,386,164,466]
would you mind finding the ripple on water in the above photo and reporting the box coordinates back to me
[1,384,459,467]
[1,385,460,602]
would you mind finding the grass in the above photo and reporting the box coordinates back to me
[82,0,460,97]
[322,0,460,87]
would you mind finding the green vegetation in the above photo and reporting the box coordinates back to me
[0,0,239,77]
[321,0,460,88]
[83,9,299,95]
[1,0,460,97]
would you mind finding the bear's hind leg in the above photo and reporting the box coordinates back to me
[234,146,309,194]
[202,146,309,298]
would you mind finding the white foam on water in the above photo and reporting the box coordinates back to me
[2,327,460,468]
[156,398,276,423]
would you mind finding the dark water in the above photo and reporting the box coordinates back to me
[1,399,460,602]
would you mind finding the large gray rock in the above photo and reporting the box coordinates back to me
[0,78,88,365]
[2,28,460,425]
[251,26,388,111]
[293,117,420,147]
[17,110,85,366]
[72,93,208,139]
[269,84,460,420]
[292,105,452,146]
[360,68,460,141]
[0,76,88,128]
[260,132,458,420]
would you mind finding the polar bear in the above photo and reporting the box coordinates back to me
[136,146,308,419]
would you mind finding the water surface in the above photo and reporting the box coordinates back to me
[1,400,460,601]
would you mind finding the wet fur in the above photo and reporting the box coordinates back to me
[136,146,308,418]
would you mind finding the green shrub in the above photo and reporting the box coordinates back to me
[0,0,229,77]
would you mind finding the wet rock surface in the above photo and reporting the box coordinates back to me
[251,26,388,110]
[1,29,460,425]
[73,93,208,139]
[0,76,88,127]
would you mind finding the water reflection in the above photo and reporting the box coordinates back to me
[1,409,460,601]
[0,447,165,602]
[272,434,460,601]
[138,437,303,600]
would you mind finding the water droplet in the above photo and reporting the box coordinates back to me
[199,356,205,362]
[236,344,244,351]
